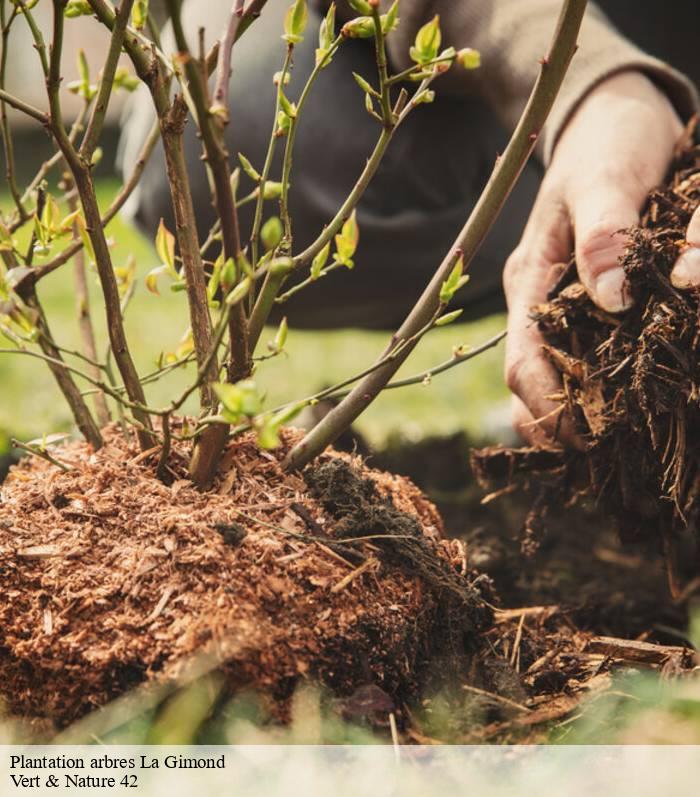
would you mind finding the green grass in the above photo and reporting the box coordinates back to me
[0,179,509,446]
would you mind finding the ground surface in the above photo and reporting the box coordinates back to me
[370,433,700,744]
[2,168,700,744]
[1,429,698,744]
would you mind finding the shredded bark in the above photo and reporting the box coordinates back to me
[0,423,488,727]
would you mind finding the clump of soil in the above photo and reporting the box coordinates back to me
[0,423,489,728]
[473,127,700,573]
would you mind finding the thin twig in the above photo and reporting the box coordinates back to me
[11,438,72,472]
[27,119,160,286]
[79,0,135,159]
[0,3,27,219]
[67,190,111,426]
[45,0,154,448]
[0,88,47,124]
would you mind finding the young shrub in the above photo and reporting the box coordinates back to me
[0,0,585,486]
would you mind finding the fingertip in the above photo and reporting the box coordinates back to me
[591,268,633,313]
[573,197,638,313]
[671,246,700,289]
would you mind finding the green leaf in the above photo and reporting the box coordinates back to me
[276,110,292,137]
[316,2,336,66]
[225,276,252,306]
[58,210,80,233]
[260,181,283,201]
[215,380,262,422]
[270,316,288,352]
[155,218,176,275]
[278,91,297,119]
[41,195,61,234]
[78,49,90,85]
[257,400,307,449]
[348,0,372,13]
[434,308,463,327]
[334,211,359,267]
[230,167,241,197]
[310,241,331,280]
[74,214,95,264]
[220,256,237,292]
[261,216,283,252]
[341,16,375,39]
[115,254,136,298]
[352,72,379,98]
[237,250,255,278]
[413,88,435,105]
[381,0,400,34]
[409,14,441,64]
[66,78,97,100]
[256,417,281,449]
[364,91,376,117]
[457,47,481,70]
[270,401,307,428]
[238,152,261,182]
[132,0,149,30]
[174,328,194,360]
[113,67,140,92]
[67,49,97,100]
[283,0,308,44]
[439,255,469,304]
[145,264,168,295]
[64,0,93,18]
[207,255,223,300]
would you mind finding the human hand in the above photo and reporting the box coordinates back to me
[503,71,685,445]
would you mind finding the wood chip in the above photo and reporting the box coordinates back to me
[16,545,61,559]
[586,636,693,667]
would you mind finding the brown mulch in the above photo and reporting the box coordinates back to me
[0,424,490,728]
[472,124,700,582]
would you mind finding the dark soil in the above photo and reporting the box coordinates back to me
[472,126,700,595]
[370,432,698,743]
[0,424,489,729]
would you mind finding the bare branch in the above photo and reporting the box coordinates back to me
[284,0,589,470]
[79,0,135,159]
[0,88,47,124]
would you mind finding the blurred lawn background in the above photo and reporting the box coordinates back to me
[0,178,510,448]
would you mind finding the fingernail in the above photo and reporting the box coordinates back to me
[671,247,700,288]
[592,268,632,313]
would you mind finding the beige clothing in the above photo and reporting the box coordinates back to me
[318,1,699,163]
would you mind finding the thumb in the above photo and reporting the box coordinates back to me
[572,187,639,313]
[671,205,700,288]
